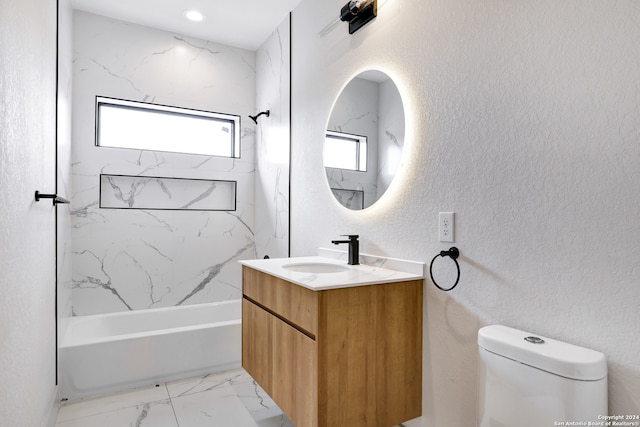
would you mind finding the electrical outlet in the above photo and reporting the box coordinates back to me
[439,212,454,242]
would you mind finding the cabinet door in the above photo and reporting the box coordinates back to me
[242,298,272,395]
[271,315,317,427]
[242,266,319,336]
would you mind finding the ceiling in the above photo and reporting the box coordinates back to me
[71,0,304,50]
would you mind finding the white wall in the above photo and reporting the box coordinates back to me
[0,0,59,425]
[71,12,257,315]
[291,0,640,424]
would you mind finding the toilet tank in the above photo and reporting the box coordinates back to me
[477,325,607,427]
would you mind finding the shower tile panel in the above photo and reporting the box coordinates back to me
[71,12,259,315]
[70,12,290,315]
[100,174,236,211]
[330,188,365,210]
[254,19,291,260]
[326,168,376,210]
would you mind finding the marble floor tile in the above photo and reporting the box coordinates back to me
[170,386,259,427]
[166,368,253,398]
[55,368,412,427]
[243,405,294,427]
[55,399,178,427]
[56,383,170,423]
[232,376,294,427]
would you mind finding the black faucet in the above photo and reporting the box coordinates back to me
[331,235,360,265]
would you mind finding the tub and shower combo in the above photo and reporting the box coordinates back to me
[59,300,241,401]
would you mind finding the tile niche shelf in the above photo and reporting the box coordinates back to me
[99,174,237,211]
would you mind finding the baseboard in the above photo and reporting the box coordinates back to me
[41,385,60,427]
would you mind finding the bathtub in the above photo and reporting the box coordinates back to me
[59,300,241,401]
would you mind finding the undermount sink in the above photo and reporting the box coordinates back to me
[282,262,350,274]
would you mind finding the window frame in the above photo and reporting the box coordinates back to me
[324,130,368,172]
[95,96,241,158]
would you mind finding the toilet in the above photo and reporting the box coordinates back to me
[477,325,607,427]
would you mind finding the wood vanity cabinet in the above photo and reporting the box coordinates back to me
[241,266,422,427]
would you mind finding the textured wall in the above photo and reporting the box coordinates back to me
[71,12,257,315]
[291,0,640,424]
[0,0,58,425]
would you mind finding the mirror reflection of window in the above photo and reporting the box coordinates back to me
[324,130,367,172]
[325,70,405,210]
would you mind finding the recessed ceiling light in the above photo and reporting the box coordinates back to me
[184,9,205,22]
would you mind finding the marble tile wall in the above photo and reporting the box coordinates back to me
[99,175,237,211]
[71,11,260,315]
[376,78,405,199]
[254,16,291,259]
[58,0,73,318]
[330,188,365,210]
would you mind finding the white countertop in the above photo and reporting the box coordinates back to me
[239,251,425,291]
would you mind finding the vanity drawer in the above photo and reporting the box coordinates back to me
[242,266,318,337]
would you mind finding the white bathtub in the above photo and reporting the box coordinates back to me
[59,300,241,401]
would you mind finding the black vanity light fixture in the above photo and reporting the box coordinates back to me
[340,0,377,34]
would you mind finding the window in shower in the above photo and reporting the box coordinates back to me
[324,130,367,172]
[95,96,241,158]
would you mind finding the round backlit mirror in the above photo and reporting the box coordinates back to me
[325,70,405,210]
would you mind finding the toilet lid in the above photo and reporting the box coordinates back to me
[478,325,607,381]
